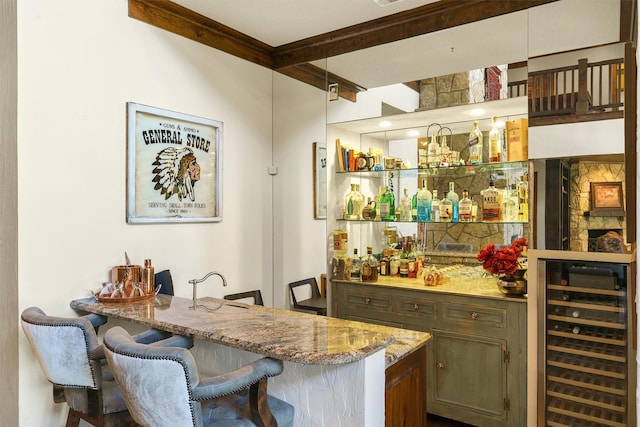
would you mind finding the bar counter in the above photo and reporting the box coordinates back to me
[70,294,429,367]
[71,294,431,427]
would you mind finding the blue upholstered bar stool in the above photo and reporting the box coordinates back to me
[103,326,294,427]
[21,306,190,427]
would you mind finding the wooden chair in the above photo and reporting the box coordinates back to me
[20,307,185,427]
[288,277,327,316]
[103,326,294,427]
[224,289,264,305]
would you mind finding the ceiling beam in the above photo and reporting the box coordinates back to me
[128,0,274,68]
[276,64,366,102]
[271,0,559,69]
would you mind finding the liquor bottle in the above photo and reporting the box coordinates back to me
[380,186,395,221]
[439,191,453,222]
[427,131,441,168]
[459,189,473,222]
[375,186,385,221]
[361,198,375,220]
[518,175,529,222]
[488,116,503,163]
[481,180,502,222]
[431,189,440,222]
[416,179,431,222]
[439,135,452,167]
[400,188,412,221]
[447,182,459,222]
[411,190,418,221]
[379,250,390,276]
[468,120,483,165]
[502,184,519,222]
[389,250,400,276]
[360,246,379,282]
[353,184,365,219]
[349,248,361,281]
[332,229,348,257]
[344,184,359,220]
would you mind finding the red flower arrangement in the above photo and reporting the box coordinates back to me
[477,238,528,276]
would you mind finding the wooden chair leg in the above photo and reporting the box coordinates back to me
[65,409,81,427]
[249,378,276,427]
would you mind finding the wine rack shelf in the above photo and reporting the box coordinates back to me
[538,255,635,427]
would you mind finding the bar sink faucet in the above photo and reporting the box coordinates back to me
[188,271,227,311]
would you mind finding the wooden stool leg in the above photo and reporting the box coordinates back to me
[65,409,81,427]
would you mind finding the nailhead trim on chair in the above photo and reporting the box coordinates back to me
[106,343,284,426]
[25,319,100,390]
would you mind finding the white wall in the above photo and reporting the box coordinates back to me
[272,72,328,307]
[17,1,277,425]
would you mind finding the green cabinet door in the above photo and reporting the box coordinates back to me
[429,329,507,424]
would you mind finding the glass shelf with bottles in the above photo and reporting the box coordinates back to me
[336,160,528,177]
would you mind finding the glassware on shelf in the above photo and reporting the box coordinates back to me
[333,229,349,257]
[518,174,529,222]
[438,126,454,167]
[380,186,395,221]
[503,184,519,222]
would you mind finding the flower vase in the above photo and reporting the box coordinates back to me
[496,269,527,296]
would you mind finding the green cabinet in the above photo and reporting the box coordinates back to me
[333,280,527,426]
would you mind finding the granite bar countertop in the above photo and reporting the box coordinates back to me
[333,264,528,302]
[71,294,430,368]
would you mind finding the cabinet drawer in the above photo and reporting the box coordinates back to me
[344,290,393,311]
[442,302,507,328]
[398,297,436,319]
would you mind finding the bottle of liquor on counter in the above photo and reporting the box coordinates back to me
[431,189,440,222]
[439,191,453,222]
[468,120,483,165]
[459,189,473,222]
[349,248,361,281]
[360,246,379,282]
[380,250,391,276]
[427,131,441,168]
[416,179,432,222]
[447,182,459,222]
[332,229,349,257]
[399,188,412,221]
[488,116,503,163]
[411,190,418,221]
[481,179,502,222]
[390,250,400,276]
[518,174,529,222]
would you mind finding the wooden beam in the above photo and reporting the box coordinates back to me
[620,0,637,43]
[624,41,637,244]
[276,64,365,102]
[271,0,559,69]
[128,0,274,68]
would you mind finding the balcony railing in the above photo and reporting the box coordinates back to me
[527,57,624,118]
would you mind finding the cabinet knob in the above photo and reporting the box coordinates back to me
[470,311,479,319]
[365,298,371,304]
[437,362,445,370]
[413,303,419,311]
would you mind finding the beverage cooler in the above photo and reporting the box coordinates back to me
[535,251,636,427]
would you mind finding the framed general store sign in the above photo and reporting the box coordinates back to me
[126,102,223,223]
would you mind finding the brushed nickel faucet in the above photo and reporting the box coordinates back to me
[188,271,227,311]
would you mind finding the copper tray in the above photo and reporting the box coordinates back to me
[95,292,155,303]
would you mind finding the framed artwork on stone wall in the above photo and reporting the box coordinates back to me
[126,102,223,223]
[589,181,625,217]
